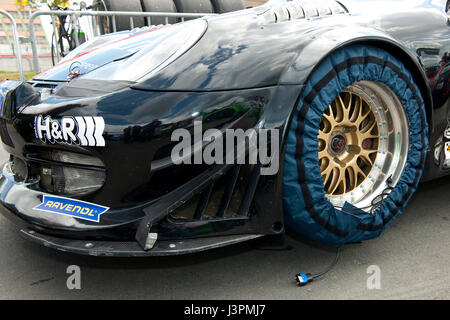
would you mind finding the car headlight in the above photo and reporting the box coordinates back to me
[39,150,106,196]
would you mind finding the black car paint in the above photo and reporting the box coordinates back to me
[0,0,448,254]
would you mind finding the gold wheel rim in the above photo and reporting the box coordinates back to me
[318,90,380,196]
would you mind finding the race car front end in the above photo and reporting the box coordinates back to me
[0,3,318,256]
[0,75,294,257]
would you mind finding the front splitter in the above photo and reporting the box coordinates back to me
[20,228,263,257]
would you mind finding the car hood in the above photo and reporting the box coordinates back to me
[34,19,208,83]
[34,0,350,91]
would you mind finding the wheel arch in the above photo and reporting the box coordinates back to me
[349,38,433,135]
[280,27,434,138]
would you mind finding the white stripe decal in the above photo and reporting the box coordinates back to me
[93,117,105,147]
[84,117,96,146]
[75,116,88,146]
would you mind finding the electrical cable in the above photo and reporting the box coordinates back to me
[295,247,340,286]
[295,176,394,286]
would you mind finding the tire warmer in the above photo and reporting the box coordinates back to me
[283,45,428,248]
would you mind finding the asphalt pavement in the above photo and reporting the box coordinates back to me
[0,147,448,300]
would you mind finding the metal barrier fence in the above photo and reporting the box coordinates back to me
[0,9,25,81]
[28,10,215,74]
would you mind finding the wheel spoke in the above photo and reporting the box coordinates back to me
[322,106,336,125]
[354,165,367,181]
[318,130,330,143]
[321,163,333,185]
[361,131,379,141]
[337,95,347,121]
[360,149,377,164]
[349,95,361,123]
[318,149,328,160]
[347,167,356,190]
[327,167,341,194]
[332,100,344,122]
[359,153,373,167]
[361,117,377,134]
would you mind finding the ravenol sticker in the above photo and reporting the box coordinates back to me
[33,195,109,223]
[34,115,105,147]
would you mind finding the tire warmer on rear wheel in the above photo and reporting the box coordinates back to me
[283,45,428,248]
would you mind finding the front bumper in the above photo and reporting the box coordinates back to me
[0,159,279,256]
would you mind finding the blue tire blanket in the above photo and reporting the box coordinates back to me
[283,45,428,248]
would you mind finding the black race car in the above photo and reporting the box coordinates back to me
[0,0,449,256]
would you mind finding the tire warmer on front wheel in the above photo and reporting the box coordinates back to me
[283,45,428,248]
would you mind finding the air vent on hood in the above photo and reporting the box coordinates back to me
[259,0,348,24]
[28,80,64,92]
